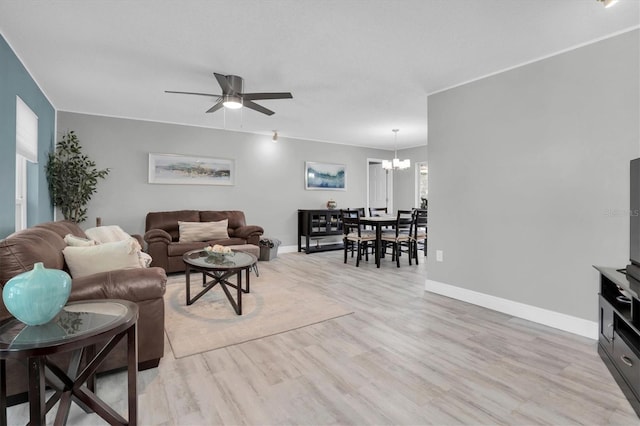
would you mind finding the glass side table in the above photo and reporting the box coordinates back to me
[0,299,139,426]
[183,249,257,314]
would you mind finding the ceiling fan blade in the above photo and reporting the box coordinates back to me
[242,92,293,101]
[205,100,224,113]
[243,100,275,116]
[214,73,233,94]
[165,90,221,98]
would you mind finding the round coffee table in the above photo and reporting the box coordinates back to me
[183,249,258,315]
[0,299,138,425]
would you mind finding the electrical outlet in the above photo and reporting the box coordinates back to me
[436,250,443,262]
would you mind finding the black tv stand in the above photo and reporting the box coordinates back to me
[595,266,640,417]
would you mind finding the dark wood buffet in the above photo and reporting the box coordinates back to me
[297,209,344,254]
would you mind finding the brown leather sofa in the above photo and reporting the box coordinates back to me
[144,210,264,273]
[0,220,167,404]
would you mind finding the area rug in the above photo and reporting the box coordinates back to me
[164,271,353,358]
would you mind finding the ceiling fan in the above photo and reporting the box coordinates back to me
[165,72,293,116]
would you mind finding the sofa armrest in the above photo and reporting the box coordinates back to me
[144,229,172,244]
[69,267,167,303]
[234,225,264,240]
[131,234,144,247]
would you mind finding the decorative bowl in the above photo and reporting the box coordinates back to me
[204,252,235,264]
[204,246,234,258]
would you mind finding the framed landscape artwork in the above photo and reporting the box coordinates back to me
[305,161,346,190]
[148,153,235,185]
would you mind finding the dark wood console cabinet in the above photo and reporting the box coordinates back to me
[298,209,344,254]
[596,266,640,417]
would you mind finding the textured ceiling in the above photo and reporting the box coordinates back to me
[0,0,638,150]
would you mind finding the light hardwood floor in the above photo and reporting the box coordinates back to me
[8,251,640,425]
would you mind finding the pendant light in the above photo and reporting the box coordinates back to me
[382,129,410,171]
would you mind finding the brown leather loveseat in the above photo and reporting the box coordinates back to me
[0,220,167,404]
[144,210,264,273]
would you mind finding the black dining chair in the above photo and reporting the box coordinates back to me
[412,208,427,263]
[368,207,388,217]
[380,210,414,267]
[368,207,392,253]
[340,209,375,267]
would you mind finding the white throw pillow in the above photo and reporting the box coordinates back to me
[139,251,153,268]
[84,225,151,267]
[85,225,141,248]
[179,220,229,242]
[64,234,97,247]
[62,239,142,278]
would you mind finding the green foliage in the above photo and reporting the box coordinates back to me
[45,131,109,223]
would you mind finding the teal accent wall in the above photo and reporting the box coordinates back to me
[0,33,55,238]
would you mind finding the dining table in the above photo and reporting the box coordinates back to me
[359,215,397,268]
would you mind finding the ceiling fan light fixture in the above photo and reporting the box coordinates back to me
[598,0,619,7]
[166,73,292,116]
[222,95,243,109]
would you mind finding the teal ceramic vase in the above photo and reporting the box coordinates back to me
[2,262,72,326]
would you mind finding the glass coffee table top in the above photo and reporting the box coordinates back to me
[0,300,134,349]
[183,249,257,270]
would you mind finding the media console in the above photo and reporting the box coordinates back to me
[595,266,640,417]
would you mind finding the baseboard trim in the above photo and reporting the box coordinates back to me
[279,240,343,254]
[425,279,598,340]
[260,244,342,255]
[279,245,298,254]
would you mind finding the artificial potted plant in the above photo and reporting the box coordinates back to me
[45,130,109,223]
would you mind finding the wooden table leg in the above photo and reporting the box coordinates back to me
[86,345,96,393]
[185,264,191,305]
[237,271,242,315]
[127,323,138,425]
[0,360,6,426]
[28,357,46,425]
[375,223,382,268]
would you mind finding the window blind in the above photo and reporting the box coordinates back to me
[16,96,38,163]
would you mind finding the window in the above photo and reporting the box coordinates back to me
[416,161,428,209]
[15,155,27,230]
[15,96,38,231]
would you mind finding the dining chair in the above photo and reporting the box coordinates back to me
[353,207,366,218]
[367,206,392,247]
[340,209,375,267]
[380,210,414,267]
[411,208,428,264]
[340,208,359,259]
[368,207,388,217]
[352,207,375,252]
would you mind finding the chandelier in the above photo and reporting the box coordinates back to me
[382,129,410,171]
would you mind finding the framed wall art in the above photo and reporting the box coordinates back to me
[305,161,346,190]
[148,153,235,185]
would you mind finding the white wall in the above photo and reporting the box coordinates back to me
[57,112,404,247]
[394,145,428,210]
[426,30,639,322]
